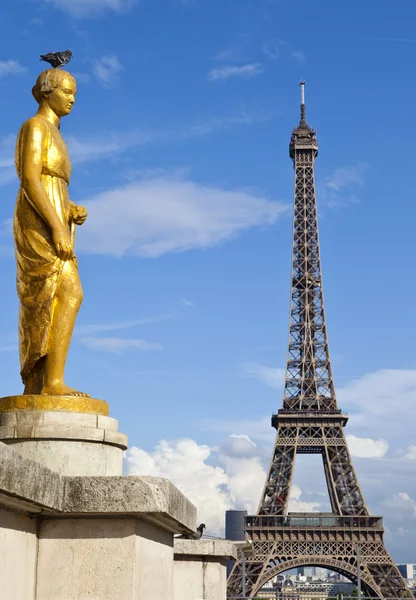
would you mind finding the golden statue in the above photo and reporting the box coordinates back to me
[13,69,88,398]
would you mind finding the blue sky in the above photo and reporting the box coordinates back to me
[1,0,416,563]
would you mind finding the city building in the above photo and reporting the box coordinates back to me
[397,565,416,580]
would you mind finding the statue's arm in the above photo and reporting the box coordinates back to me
[20,120,73,261]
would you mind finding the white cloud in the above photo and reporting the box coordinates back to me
[179,299,194,307]
[199,416,272,443]
[291,50,305,62]
[322,163,368,208]
[262,39,305,63]
[288,485,320,513]
[93,54,124,88]
[72,72,91,84]
[243,363,286,389]
[77,173,287,257]
[404,446,416,460]
[0,60,27,78]
[262,40,281,60]
[125,435,323,535]
[79,336,162,353]
[126,436,266,535]
[75,314,173,336]
[0,344,18,353]
[42,0,131,18]
[208,63,264,82]
[346,434,388,458]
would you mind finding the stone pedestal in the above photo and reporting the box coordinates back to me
[173,539,237,600]
[0,409,127,476]
[0,443,197,600]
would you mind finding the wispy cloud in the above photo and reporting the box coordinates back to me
[179,299,194,307]
[93,54,124,88]
[75,314,173,336]
[65,112,267,165]
[0,60,27,78]
[243,362,286,389]
[291,50,305,63]
[0,344,18,353]
[321,163,368,209]
[208,63,264,82]
[262,39,305,63]
[77,172,287,258]
[72,72,91,84]
[41,0,132,18]
[80,336,162,353]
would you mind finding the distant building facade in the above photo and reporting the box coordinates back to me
[225,510,246,578]
[397,564,416,580]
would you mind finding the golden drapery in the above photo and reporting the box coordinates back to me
[14,115,74,383]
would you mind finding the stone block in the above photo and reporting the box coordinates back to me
[173,539,237,600]
[0,410,127,476]
[0,508,37,600]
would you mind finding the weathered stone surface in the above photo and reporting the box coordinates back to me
[37,519,137,600]
[0,410,127,476]
[64,476,197,533]
[173,539,236,600]
[174,538,237,559]
[0,443,196,534]
[0,508,37,600]
[0,442,64,511]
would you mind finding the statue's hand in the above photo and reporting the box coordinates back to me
[52,225,74,261]
[70,203,88,226]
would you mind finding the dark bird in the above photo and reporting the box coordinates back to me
[178,523,206,540]
[40,50,72,69]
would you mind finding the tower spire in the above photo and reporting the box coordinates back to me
[299,80,307,126]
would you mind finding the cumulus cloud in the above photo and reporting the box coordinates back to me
[41,0,131,18]
[404,446,416,460]
[288,485,320,513]
[346,434,388,458]
[93,54,124,88]
[79,336,162,353]
[0,60,27,78]
[126,436,266,535]
[126,435,324,535]
[208,63,264,82]
[77,173,286,257]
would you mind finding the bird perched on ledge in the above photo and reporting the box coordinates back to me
[40,50,72,69]
[178,523,206,540]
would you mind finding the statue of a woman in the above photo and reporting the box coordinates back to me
[14,69,88,397]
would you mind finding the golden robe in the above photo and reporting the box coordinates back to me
[14,116,73,383]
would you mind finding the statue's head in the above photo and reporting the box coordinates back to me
[32,69,76,118]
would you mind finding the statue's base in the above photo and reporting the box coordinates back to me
[0,408,127,476]
[0,394,109,416]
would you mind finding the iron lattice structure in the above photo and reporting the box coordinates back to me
[227,84,413,599]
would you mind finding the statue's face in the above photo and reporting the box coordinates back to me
[47,76,77,118]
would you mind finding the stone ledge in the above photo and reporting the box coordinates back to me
[0,442,64,511]
[174,538,237,560]
[64,476,196,533]
[0,424,128,449]
[0,443,196,534]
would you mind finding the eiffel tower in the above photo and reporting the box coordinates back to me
[227,83,413,599]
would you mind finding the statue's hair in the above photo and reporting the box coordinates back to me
[32,69,75,104]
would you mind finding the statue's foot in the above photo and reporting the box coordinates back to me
[41,382,90,398]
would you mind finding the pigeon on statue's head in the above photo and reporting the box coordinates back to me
[40,51,72,69]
